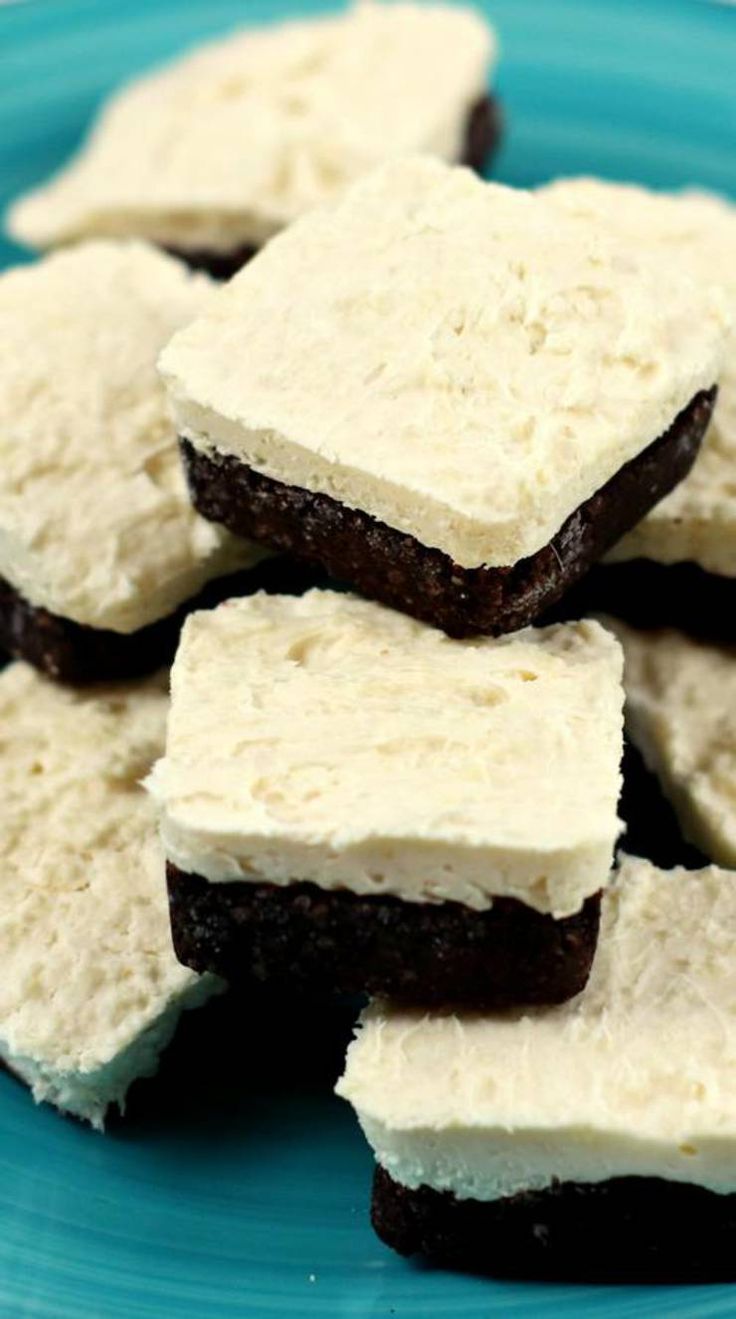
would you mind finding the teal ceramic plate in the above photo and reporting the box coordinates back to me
[1,1,735,1314]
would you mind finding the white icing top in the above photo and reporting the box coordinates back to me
[0,241,263,633]
[146,590,624,916]
[337,856,736,1199]
[544,178,736,577]
[7,2,495,254]
[161,157,728,569]
[0,663,219,1128]
[612,620,736,867]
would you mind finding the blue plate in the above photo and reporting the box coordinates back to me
[1,1,735,1314]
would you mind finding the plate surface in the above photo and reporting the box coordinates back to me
[1,0,736,1314]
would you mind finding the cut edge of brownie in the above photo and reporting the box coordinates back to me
[371,1164,736,1282]
[164,93,503,280]
[181,388,715,638]
[166,863,601,1009]
[0,555,318,685]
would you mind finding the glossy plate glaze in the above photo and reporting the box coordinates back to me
[1,1,735,1314]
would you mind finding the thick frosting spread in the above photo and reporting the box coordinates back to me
[7,2,495,254]
[146,591,624,916]
[0,241,263,632]
[544,178,736,577]
[161,157,728,569]
[612,621,736,866]
[337,856,736,1199]
[0,663,220,1128]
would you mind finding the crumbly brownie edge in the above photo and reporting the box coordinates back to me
[181,388,715,638]
[0,555,318,685]
[559,557,736,644]
[166,864,601,1009]
[165,94,503,279]
[371,1165,736,1282]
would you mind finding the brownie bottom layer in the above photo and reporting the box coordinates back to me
[0,555,317,684]
[560,557,736,644]
[182,389,715,638]
[165,94,503,280]
[167,864,600,1008]
[372,1165,736,1282]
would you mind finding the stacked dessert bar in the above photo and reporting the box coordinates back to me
[3,0,736,1288]
[0,0,505,1127]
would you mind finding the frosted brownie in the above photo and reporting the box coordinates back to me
[544,179,736,639]
[0,663,221,1128]
[160,156,725,637]
[7,3,499,279]
[0,241,273,683]
[147,591,624,1006]
[338,856,736,1281]
[612,621,736,867]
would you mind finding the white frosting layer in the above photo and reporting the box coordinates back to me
[147,591,624,916]
[7,3,495,254]
[161,157,728,569]
[544,178,736,578]
[338,856,736,1199]
[0,241,264,633]
[0,663,221,1128]
[612,620,736,867]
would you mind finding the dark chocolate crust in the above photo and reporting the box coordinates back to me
[165,94,502,280]
[181,388,715,639]
[461,92,503,174]
[167,864,600,1008]
[0,555,318,685]
[371,1165,736,1282]
[562,557,736,644]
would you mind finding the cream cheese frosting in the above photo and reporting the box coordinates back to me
[7,2,495,255]
[543,178,736,577]
[160,156,728,569]
[0,241,264,633]
[0,662,221,1128]
[611,620,736,866]
[337,856,736,1199]
[146,590,624,917]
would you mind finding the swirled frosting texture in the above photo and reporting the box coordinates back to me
[0,663,219,1128]
[338,857,736,1199]
[7,2,495,254]
[161,157,728,569]
[146,590,624,916]
[544,178,736,577]
[0,241,262,632]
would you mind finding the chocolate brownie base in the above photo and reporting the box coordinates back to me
[618,739,710,870]
[371,1165,736,1282]
[168,241,258,281]
[0,555,318,684]
[562,558,736,644]
[181,388,715,638]
[165,94,503,280]
[460,92,503,174]
[166,864,601,1008]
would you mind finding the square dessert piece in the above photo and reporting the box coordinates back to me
[544,179,736,641]
[160,157,725,637]
[338,856,736,1281]
[612,621,736,868]
[0,663,221,1128]
[147,590,625,1007]
[7,3,499,279]
[0,240,279,684]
